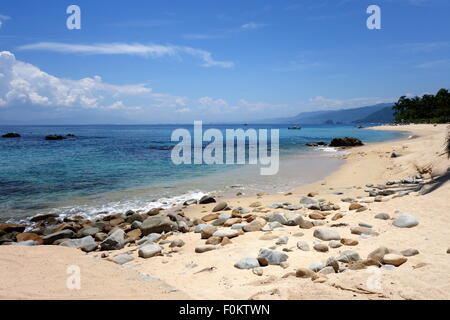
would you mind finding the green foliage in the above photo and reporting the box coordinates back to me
[393,88,450,123]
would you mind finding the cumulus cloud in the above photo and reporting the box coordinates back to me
[18,42,234,68]
[0,51,187,111]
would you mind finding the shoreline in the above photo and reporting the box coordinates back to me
[1,124,449,300]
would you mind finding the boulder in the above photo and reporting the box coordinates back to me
[295,268,315,278]
[140,216,178,235]
[201,225,218,239]
[329,137,363,147]
[100,229,125,251]
[297,241,310,251]
[45,134,66,140]
[60,236,97,252]
[198,196,216,204]
[43,229,75,244]
[16,232,43,244]
[1,132,21,138]
[0,224,26,233]
[337,250,361,263]
[243,218,266,232]
[212,229,239,239]
[313,243,329,252]
[195,245,217,253]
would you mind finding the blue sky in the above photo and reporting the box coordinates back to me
[0,0,449,124]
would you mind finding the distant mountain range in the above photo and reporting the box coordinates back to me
[261,103,394,124]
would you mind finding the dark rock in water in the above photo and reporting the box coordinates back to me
[45,134,67,141]
[199,195,216,204]
[1,132,21,138]
[66,134,76,137]
[42,229,75,244]
[306,141,327,147]
[30,213,59,222]
[100,229,125,250]
[0,232,19,244]
[140,215,178,235]
[329,137,364,147]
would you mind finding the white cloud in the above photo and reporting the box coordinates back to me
[0,51,187,111]
[416,59,450,69]
[0,14,11,29]
[18,42,234,68]
[240,22,267,30]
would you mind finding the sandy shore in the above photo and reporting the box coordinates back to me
[1,124,449,300]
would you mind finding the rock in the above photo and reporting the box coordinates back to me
[350,227,379,236]
[313,243,329,252]
[78,226,100,238]
[193,224,208,233]
[100,229,125,251]
[136,233,161,245]
[329,240,342,248]
[138,244,162,258]
[205,236,221,245]
[198,195,216,204]
[45,134,66,140]
[243,218,266,232]
[140,216,178,235]
[374,213,390,220]
[212,229,239,239]
[349,203,363,210]
[212,201,227,212]
[280,261,289,269]
[337,250,361,263]
[309,262,326,272]
[224,218,241,227]
[221,237,232,246]
[249,201,262,208]
[195,245,217,253]
[401,248,419,257]
[2,132,21,138]
[393,214,419,228]
[356,206,367,212]
[319,266,336,275]
[382,254,407,266]
[60,236,97,252]
[230,223,245,230]
[257,248,288,265]
[201,226,217,239]
[16,232,43,244]
[295,268,315,278]
[109,218,124,227]
[332,213,344,221]
[111,253,134,265]
[268,221,283,229]
[234,258,260,269]
[329,137,363,147]
[297,241,310,251]
[252,267,264,276]
[0,223,26,233]
[10,240,39,246]
[43,229,75,244]
[309,212,325,220]
[341,197,355,203]
[368,246,390,263]
[326,257,339,273]
[313,228,341,241]
[265,212,288,225]
[340,238,358,246]
[201,213,219,222]
[147,207,163,216]
[286,214,304,226]
[447,247,450,254]
[126,228,142,241]
[298,217,314,229]
[169,239,185,248]
[30,213,59,222]
[276,236,288,245]
[95,232,108,242]
[358,222,372,228]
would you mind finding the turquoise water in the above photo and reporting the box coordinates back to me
[0,124,404,221]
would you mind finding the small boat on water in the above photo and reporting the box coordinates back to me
[288,126,302,130]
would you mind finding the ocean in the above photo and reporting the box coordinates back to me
[0,124,405,222]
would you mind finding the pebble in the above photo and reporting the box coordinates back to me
[340,238,359,246]
[195,245,217,253]
[313,228,341,241]
[318,266,335,275]
[393,214,419,228]
[296,268,315,278]
[309,262,326,272]
[313,243,329,252]
[201,226,218,239]
[337,250,361,263]
[212,201,228,212]
[257,248,288,265]
[252,267,264,276]
[401,248,419,257]
[349,203,363,210]
[381,264,397,271]
[350,227,379,236]
[297,241,310,251]
[382,254,407,266]
[276,236,289,245]
[329,240,342,248]
[138,244,162,258]
[374,213,390,220]
[212,229,239,239]
[358,223,372,228]
[234,258,260,269]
